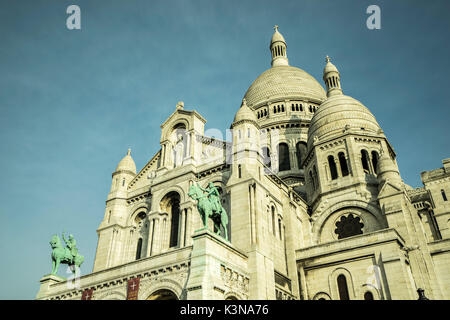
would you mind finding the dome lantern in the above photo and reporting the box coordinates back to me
[270,25,289,67]
[323,56,342,97]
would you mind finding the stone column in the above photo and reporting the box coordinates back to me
[147,219,154,257]
[153,218,160,254]
[186,207,194,246]
[179,208,186,247]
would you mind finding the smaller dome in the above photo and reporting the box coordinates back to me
[376,151,402,187]
[376,152,397,175]
[271,28,286,45]
[115,149,136,174]
[324,60,339,74]
[308,95,382,149]
[233,99,257,123]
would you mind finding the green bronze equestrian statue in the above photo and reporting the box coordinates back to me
[49,232,84,275]
[188,182,229,240]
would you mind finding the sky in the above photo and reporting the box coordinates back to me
[0,0,449,299]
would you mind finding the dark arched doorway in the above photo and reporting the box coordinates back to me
[147,289,178,300]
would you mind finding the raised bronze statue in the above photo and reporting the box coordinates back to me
[49,233,84,275]
[188,182,229,240]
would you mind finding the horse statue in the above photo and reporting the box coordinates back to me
[188,182,229,240]
[49,233,84,275]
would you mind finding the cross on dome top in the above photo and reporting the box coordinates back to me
[273,25,279,32]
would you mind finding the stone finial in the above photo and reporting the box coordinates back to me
[417,288,429,300]
[127,148,131,156]
[326,55,331,63]
[242,98,247,107]
[273,25,279,32]
[176,101,184,110]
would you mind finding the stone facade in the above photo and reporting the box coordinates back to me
[36,27,450,300]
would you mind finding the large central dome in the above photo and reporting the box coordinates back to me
[243,65,326,108]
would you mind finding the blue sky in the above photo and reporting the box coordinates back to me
[0,0,449,299]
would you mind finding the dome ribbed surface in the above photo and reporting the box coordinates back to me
[308,95,381,148]
[116,153,136,174]
[324,61,339,74]
[243,66,326,108]
[271,30,286,44]
[233,102,257,123]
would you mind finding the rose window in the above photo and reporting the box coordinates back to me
[334,213,364,239]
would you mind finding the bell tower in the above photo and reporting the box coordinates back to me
[93,149,137,272]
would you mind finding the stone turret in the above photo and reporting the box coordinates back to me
[270,25,289,67]
[94,149,137,272]
[323,56,342,97]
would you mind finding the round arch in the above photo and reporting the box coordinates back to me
[161,118,191,139]
[155,186,185,210]
[147,289,178,300]
[361,283,380,300]
[170,119,190,131]
[127,204,150,226]
[328,267,356,300]
[311,200,384,244]
[312,292,331,300]
[138,279,184,300]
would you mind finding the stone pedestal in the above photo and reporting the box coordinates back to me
[36,274,66,300]
[185,228,249,300]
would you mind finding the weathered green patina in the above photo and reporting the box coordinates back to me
[49,233,84,275]
[188,182,229,240]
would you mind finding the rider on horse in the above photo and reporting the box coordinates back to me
[62,232,78,263]
[200,182,221,215]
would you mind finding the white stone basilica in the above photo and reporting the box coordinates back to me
[37,26,450,300]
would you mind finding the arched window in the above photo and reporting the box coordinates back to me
[361,150,370,173]
[313,165,318,188]
[271,206,276,235]
[371,151,379,174]
[296,142,307,169]
[309,171,316,191]
[328,155,338,180]
[364,291,374,300]
[238,164,242,178]
[278,143,291,171]
[136,238,143,260]
[337,274,350,300]
[442,189,448,202]
[334,213,364,239]
[338,152,349,176]
[160,192,181,249]
[262,147,271,169]
[169,197,181,248]
[278,218,282,240]
[122,178,126,186]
